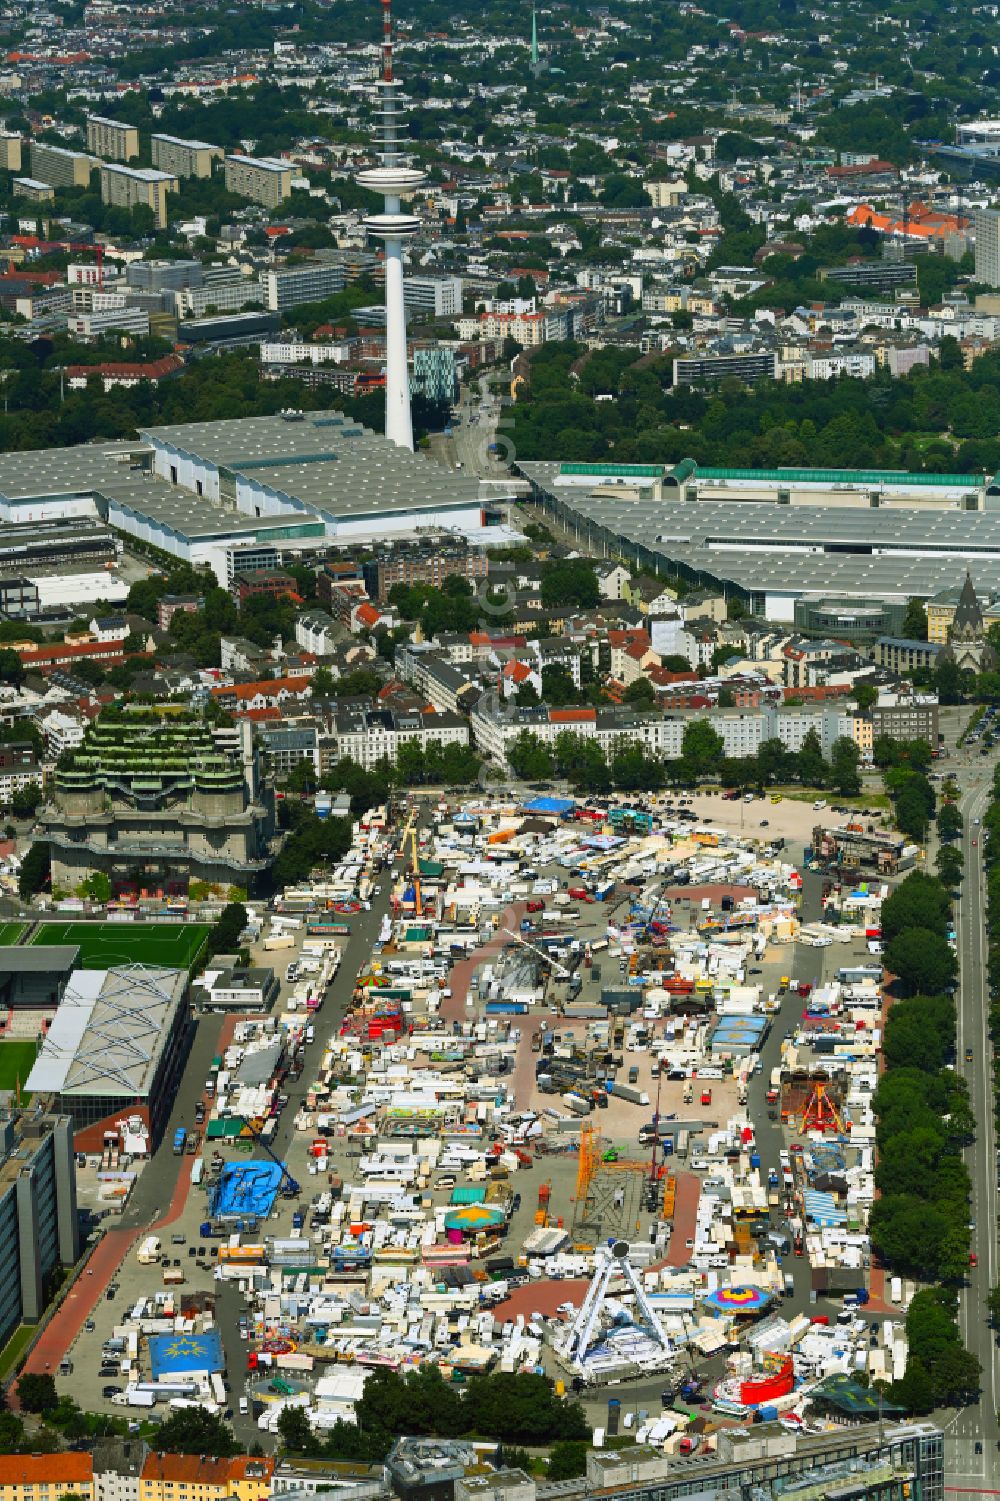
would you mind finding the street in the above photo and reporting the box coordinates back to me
[944,749,999,1489]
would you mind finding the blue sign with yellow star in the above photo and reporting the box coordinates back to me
[149,1329,224,1377]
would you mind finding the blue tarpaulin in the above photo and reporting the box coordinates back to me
[149,1330,224,1377]
[524,796,575,816]
[210,1160,283,1219]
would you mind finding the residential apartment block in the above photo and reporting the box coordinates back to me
[100,164,178,230]
[363,544,488,602]
[139,1454,273,1501]
[29,140,96,188]
[151,133,224,179]
[224,153,293,206]
[13,177,53,202]
[0,135,21,171]
[322,708,468,772]
[0,1455,94,1501]
[87,115,139,161]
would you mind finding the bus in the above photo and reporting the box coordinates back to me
[307,921,351,936]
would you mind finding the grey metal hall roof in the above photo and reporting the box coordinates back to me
[26,963,188,1099]
[140,413,495,522]
[522,461,1000,601]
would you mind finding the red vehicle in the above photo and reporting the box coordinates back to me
[526,899,545,913]
[568,886,591,901]
[809,1315,829,1326]
[797,982,812,998]
[700,1088,712,1106]
[970,1252,978,1267]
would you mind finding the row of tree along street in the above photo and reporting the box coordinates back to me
[507,722,863,795]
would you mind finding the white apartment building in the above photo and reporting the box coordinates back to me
[260,340,352,366]
[295,609,338,656]
[330,709,468,769]
[67,307,150,339]
[405,275,464,318]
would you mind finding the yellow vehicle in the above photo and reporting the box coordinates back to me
[770,794,783,804]
[779,975,790,990]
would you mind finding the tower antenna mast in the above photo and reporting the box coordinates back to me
[357,0,426,451]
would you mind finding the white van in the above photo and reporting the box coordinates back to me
[813,799,827,811]
[239,1396,249,1416]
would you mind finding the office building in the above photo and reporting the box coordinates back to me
[672,351,777,387]
[151,133,224,179]
[0,1110,80,1347]
[412,346,457,405]
[39,707,275,897]
[68,306,150,339]
[224,154,293,207]
[405,275,464,318]
[261,262,348,311]
[29,141,96,189]
[87,115,139,161]
[820,260,917,293]
[126,258,204,293]
[100,164,177,230]
[175,276,263,317]
[976,206,1000,286]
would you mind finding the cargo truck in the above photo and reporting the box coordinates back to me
[609,1081,650,1106]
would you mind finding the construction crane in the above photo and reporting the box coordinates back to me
[237,1114,301,1199]
[14,234,105,286]
[502,926,572,978]
[399,805,422,914]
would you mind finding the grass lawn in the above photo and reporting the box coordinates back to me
[0,922,24,945]
[0,1040,36,1094]
[32,921,210,970]
[0,1324,35,1381]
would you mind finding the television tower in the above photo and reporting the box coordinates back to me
[357,0,425,451]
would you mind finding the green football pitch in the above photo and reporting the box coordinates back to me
[0,923,24,946]
[0,1040,37,1094]
[32,921,210,969]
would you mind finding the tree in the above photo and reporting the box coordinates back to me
[18,841,49,900]
[540,559,599,609]
[678,719,724,783]
[880,872,951,944]
[17,1372,58,1413]
[902,598,928,641]
[885,927,957,996]
[623,677,656,706]
[208,901,249,957]
[854,682,877,711]
[938,802,963,840]
[0,648,24,688]
[312,666,334,696]
[936,845,964,888]
[277,1402,319,1455]
[987,1284,1000,1328]
[547,1441,588,1480]
[507,731,555,781]
[156,1405,241,1456]
[829,736,861,796]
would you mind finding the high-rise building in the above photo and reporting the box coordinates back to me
[356,0,426,450]
[975,206,1000,286]
[100,164,177,230]
[0,135,21,171]
[29,141,96,189]
[0,1110,80,1348]
[261,262,348,311]
[224,154,293,207]
[151,133,224,179]
[86,115,139,161]
[412,345,457,405]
